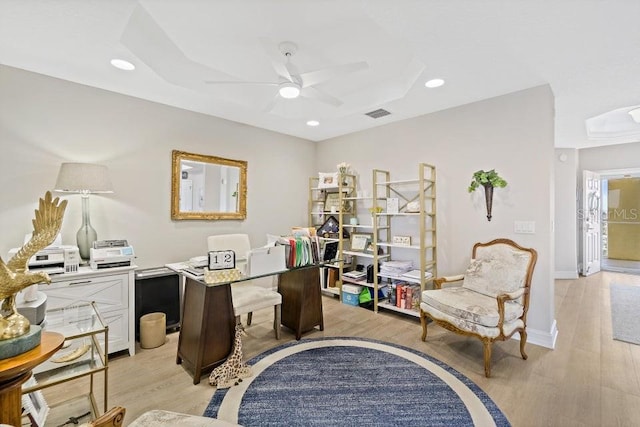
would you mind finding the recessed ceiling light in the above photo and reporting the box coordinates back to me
[306,120,320,127]
[425,78,445,88]
[279,81,301,99]
[110,59,135,71]
[629,107,640,123]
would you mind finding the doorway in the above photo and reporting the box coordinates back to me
[599,169,640,274]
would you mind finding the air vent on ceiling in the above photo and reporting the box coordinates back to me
[365,108,391,119]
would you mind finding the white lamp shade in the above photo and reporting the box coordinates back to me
[54,163,114,193]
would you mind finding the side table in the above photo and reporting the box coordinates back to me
[0,331,64,426]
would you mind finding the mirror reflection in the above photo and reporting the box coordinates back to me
[171,150,247,220]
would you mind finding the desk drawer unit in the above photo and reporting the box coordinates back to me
[43,268,136,355]
[46,273,128,313]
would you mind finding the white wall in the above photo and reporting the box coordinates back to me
[316,85,557,348]
[554,148,578,278]
[0,65,558,347]
[580,141,640,171]
[0,65,314,268]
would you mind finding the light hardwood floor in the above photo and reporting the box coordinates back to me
[42,272,640,426]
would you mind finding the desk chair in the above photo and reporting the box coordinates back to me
[207,234,281,339]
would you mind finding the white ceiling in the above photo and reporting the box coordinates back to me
[1,0,639,148]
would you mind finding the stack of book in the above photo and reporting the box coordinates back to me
[343,270,367,280]
[391,283,421,311]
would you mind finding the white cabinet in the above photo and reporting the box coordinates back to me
[43,266,136,355]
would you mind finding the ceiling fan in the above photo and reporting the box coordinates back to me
[205,41,369,110]
[121,5,367,111]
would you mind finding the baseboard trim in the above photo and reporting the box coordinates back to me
[555,270,578,279]
[512,320,558,349]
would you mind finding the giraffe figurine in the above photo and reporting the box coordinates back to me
[209,323,252,389]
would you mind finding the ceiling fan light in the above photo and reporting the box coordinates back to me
[279,82,301,99]
[629,107,640,123]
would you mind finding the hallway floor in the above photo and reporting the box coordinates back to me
[602,257,640,274]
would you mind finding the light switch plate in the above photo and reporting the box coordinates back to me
[514,221,536,234]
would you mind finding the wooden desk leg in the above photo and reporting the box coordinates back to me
[176,278,235,385]
[279,267,323,340]
[0,371,31,426]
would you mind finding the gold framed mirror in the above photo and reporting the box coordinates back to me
[171,150,247,220]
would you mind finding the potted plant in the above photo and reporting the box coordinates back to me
[468,169,507,221]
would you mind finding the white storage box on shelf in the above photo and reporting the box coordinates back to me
[341,284,363,306]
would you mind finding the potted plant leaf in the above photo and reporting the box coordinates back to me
[468,169,507,221]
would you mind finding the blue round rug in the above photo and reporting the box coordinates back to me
[204,337,510,426]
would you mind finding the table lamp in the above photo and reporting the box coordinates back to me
[54,163,114,260]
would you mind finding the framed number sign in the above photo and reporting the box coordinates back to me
[208,250,236,270]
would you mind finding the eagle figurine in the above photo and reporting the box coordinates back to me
[0,191,67,340]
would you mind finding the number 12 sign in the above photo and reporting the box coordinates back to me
[208,250,236,270]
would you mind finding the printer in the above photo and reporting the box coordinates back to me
[8,244,80,275]
[90,240,135,270]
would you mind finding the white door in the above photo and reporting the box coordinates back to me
[582,170,601,276]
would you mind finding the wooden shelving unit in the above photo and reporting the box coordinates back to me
[371,164,437,316]
[310,165,436,313]
[309,172,357,298]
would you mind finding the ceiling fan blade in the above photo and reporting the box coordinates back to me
[303,86,343,107]
[262,93,280,113]
[204,81,278,86]
[299,61,368,88]
[121,4,235,85]
[259,38,293,82]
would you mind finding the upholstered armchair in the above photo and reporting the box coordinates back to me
[79,406,125,427]
[420,238,537,377]
[208,234,281,339]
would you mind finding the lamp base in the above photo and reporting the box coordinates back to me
[77,194,97,260]
[77,224,97,260]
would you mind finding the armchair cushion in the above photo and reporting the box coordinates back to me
[462,248,531,298]
[421,287,524,328]
[420,300,524,339]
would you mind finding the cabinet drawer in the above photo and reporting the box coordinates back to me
[44,273,129,314]
[101,309,129,354]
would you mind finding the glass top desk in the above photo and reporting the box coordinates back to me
[166,261,339,384]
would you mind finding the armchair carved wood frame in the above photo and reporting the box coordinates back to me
[420,238,537,377]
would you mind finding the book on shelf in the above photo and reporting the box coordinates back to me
[393,283,421,311]
[343,270,367,279]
